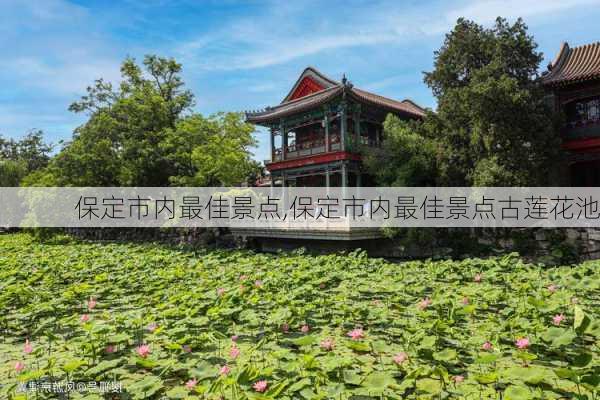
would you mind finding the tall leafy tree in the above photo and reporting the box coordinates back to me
[0,130,52,186]
[26,55,258,187]
[424,17,561,186]
[164,113,259,186]
[58,55,195,186]
[367,17,561,187]
[0,160,27,187]
[363,116,437,186]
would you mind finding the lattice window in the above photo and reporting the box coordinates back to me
[589,99,600,121]
[566,97,600,125]
[576,102,587,121]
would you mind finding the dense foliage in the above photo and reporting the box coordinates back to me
[367,17,563,186]
[23,56,259,187]
[0,130,52,186]
[0,234,598,399]
[363,117,437,187]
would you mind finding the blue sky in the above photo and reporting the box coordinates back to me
[2,0,600,163]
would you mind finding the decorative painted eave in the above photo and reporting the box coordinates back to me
[245,66,426,125]
[245,86,343,124]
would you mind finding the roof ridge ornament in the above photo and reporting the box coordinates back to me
[341,73,353,89]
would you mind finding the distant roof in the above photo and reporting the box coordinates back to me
[542,42,600,87]
[246,67,426,124]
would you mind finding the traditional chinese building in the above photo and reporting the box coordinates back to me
[246,67,425,187]
[542,42,600,186]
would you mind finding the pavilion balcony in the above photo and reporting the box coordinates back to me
[562,119,600,141]
[269,134,381,164]
[271,135,342,162]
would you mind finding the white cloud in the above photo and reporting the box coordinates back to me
[0,0,126,139]
[362,74,419,92]
[177,0,600,71]
[247,82,279,93]
[0,0,88,35]
[444,0,600,28]
[0,104,85,141]
[6,57,121,96]
[0,0,123,97]
[208,32,397,71]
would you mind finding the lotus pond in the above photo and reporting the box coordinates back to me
[0,233,599,399]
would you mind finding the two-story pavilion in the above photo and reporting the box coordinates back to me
[246,67,425,187]
[542,42,600,186]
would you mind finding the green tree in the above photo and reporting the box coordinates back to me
[0,160,27,186]
[27,55,257,187]
[56,55,194,186]
[367,17,561,187]
[0,130,52,186]
[363,115,437,186]
[163,113,259,186]
[423,17,561,186]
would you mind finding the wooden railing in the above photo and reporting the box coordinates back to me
[563,120,600,140]
[269,135,379,163]
[270,135,341,162]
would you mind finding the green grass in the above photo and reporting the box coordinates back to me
[0,233,598,399]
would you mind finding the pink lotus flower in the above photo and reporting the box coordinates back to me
[461,297,470,305]
[14,361,25,373]
[319,282,326,289]
[320,338,334,351]
[185,378,197,389]
[147,322,158,333]
[253,380,268,393]
[300,324,310,333]
[481,341,493,351]
[552,314,566,326]
[254,280,263,288]
[217,288,225,296]
[418,297,432,310]
[515,338,530,349]
[229,346,240,359]
[474,273,482,283]
[182,345,192,353]
[219,365,231,375]
[136,344,151,358]
[105,344,116,353]
[80,314,90,323]
[453,375,465,383]
[281,323,289,333]
[393,352,408,365]
[231,335,238,342]
[87,297,97,310]
[239,274,248,281]
[23,339,33,354]
[547,284,558,293]
[347,328,365,340]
